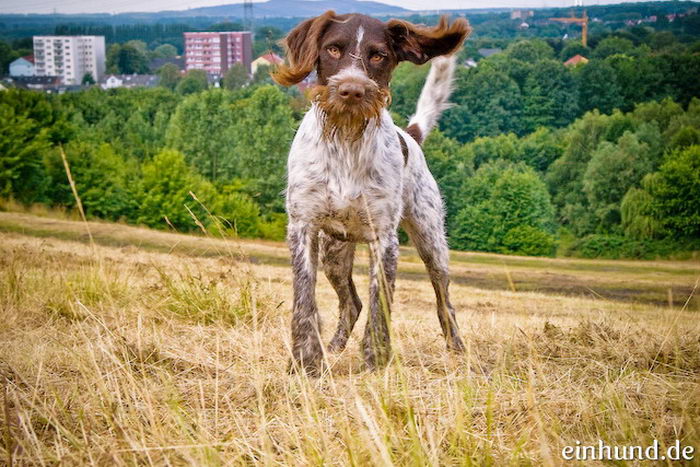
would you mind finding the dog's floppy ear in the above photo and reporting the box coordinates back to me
[272,10,336,86]
[387,15,471,65]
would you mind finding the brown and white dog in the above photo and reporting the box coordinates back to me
[272,12,471,375]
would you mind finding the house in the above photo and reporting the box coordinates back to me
[478,48,502,58]
[9,56,35,77]
[100,74,159,90]
[464,58,478,68]
[251,52,283,75]
[564,54,589,67]
[10,75,61,90]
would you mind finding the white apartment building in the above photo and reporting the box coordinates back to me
[33,36,106,85]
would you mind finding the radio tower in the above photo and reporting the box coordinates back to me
[244,0,254,38]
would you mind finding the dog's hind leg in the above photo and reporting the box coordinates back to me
[402,187,465,352]
[320,233,363,352]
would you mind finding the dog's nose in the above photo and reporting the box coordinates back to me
[338,82,365,101]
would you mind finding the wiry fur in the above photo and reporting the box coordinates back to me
[281,12,470,375]
[407,56,456,144]
[311,67,390,141]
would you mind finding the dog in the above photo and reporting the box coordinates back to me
[272,11,471,375]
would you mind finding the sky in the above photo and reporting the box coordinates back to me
[0,0,661,15]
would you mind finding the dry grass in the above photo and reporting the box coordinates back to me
[1,212,699,465]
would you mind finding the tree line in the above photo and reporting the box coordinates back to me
[1,32,699,258]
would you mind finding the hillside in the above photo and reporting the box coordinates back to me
[1,211,699,463]
[178,0,408,17]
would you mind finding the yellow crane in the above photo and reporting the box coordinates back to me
[550,10,589,47]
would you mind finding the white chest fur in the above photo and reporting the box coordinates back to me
[286,106,405,241]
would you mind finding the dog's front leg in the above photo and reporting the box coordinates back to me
[362,231,399,370]
[288,222,323,376]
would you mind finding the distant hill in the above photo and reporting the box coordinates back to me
[166,0,409,18]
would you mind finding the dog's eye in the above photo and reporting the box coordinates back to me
[327,46,341,59]
[370,53,385,63]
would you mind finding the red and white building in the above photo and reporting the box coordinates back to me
[184,31,252,76]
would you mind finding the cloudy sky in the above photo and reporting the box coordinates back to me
[1,0,656,15]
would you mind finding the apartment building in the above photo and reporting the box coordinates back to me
[184,31,252,76]
[33,36,106,85]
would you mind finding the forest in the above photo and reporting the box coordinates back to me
[1,8,700,259]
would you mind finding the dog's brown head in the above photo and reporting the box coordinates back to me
[273,12,471,139]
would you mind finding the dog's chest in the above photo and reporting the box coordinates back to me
[287,109,404,238]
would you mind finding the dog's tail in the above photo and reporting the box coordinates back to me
[406,55,457,145]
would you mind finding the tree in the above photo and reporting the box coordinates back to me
[389,62,429,120]
[644,146,700,238]
[166,89,236,180]
[522,58,579,132]
[443,66,524,142]
[153,44,178,59]
[157,63,182,90]
[582,131,656,231]
[253,26,284,56]
[207,21,243,32]
[211,186,262,237]
[81,73,95,85]
[605,54,661,111]
[575,59,624,114]
[560,41,590,61]
[505,39,555,62]
[175,69,208,95]
[222,63,249,90]
[520,127,564,172]
[451,161,556,256]
[44,141,136,221]
[136,149,216,231]
[125,40,148,54]
[228,85,296,212]
[252,64,273,85]
[0,40,20,78]
[467,133,520,169]
[546,110,613,236]
[0,104,51,203]
[592,36,635,59]
[107,43,149,74]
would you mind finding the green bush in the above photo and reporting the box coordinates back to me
[136,149,216,231]
[451,161,557,256]
[44,141,136,221]
[565,234,700,259]
[502,225,556,257]
[0,104,51,203]
[211,188,261,238]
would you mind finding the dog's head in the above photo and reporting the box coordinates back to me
[273,12,471,139]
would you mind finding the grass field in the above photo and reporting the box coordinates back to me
[1,210,699,465]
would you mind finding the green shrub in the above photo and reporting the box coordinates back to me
[211,188,261,238]
[502,225,556,257]
[451,161,557,256]
[565,234,700,259]
[44,141,137,221]
[136,149,216,231]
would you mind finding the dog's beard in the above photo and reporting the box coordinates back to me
[311,84,390,142]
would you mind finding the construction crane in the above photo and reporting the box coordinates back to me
[550,10,589,47]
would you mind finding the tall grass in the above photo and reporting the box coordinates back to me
[2,227,699,464]
[0,153,698,464]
